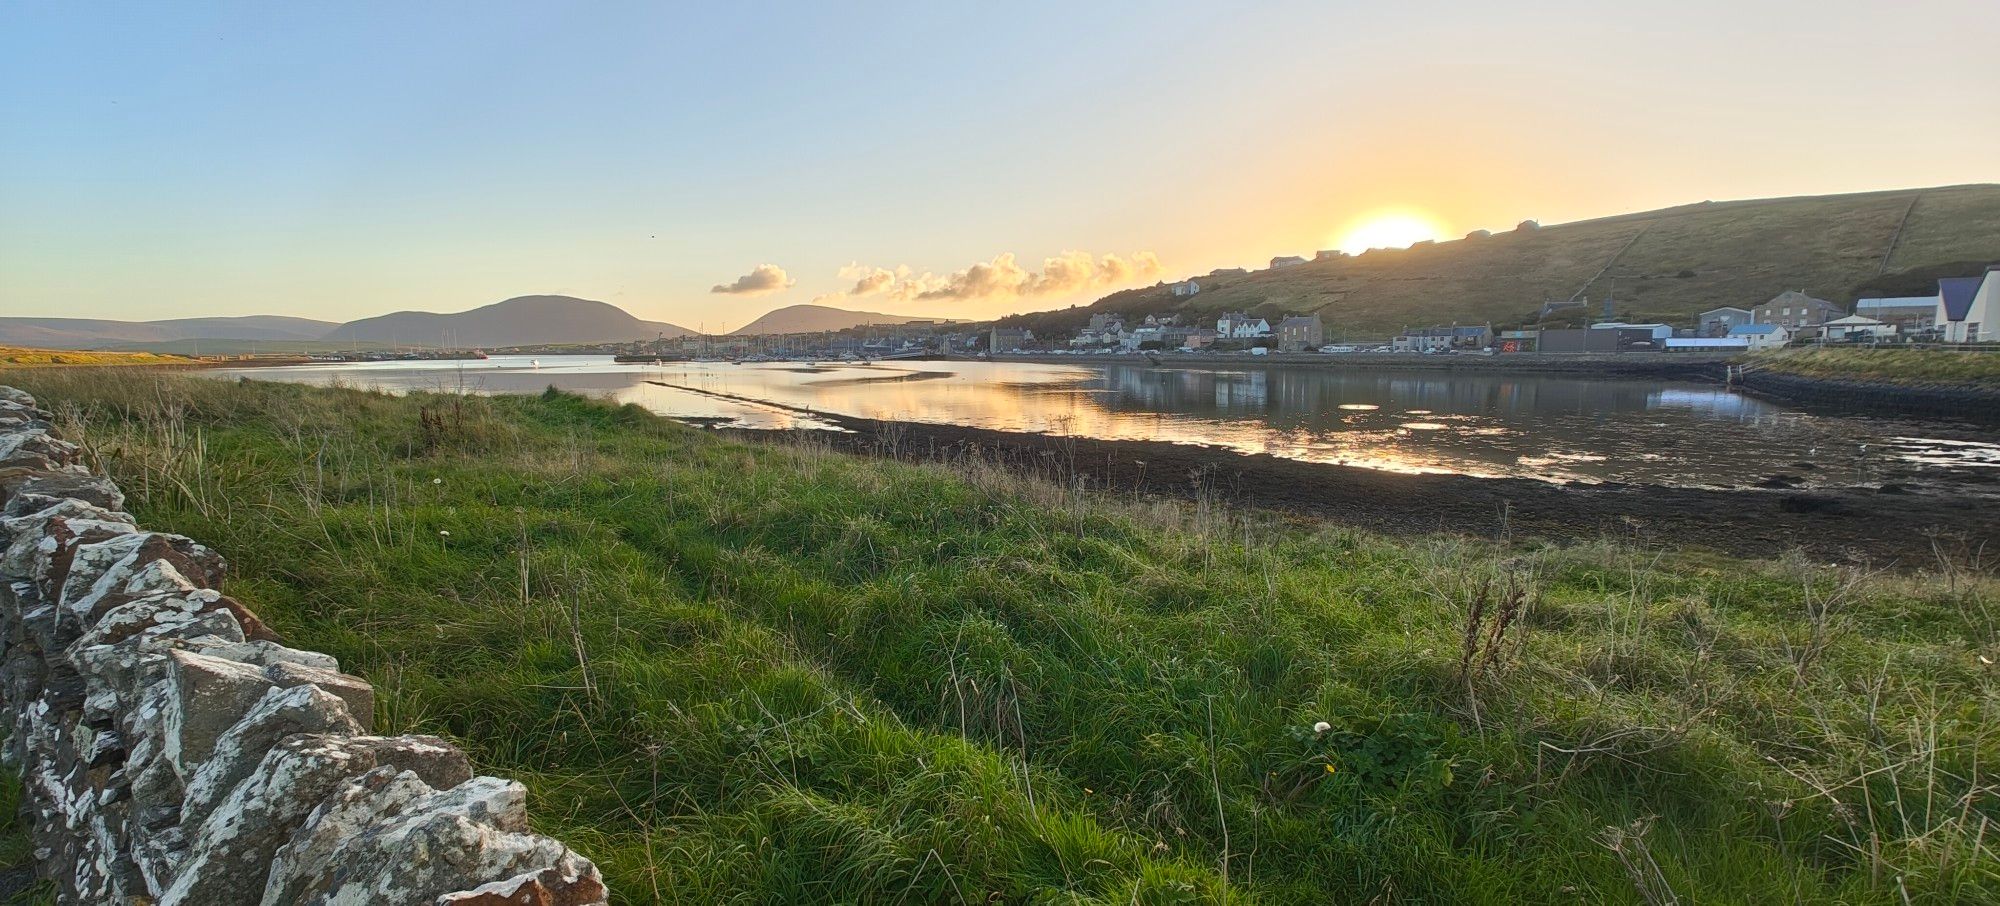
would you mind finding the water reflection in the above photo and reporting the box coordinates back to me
[212,356,1998,491]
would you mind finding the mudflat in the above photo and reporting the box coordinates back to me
[740,413,2000,569]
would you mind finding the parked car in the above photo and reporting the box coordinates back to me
[1319,345,1357,353]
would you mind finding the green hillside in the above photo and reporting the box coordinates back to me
[1003,184,2000,339]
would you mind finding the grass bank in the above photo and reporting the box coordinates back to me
[0,346,196,367]
[2,369,1995,904]
[1752,348,2000,385]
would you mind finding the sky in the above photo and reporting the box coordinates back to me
[2,1,1996,333]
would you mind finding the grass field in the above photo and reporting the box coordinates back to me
[0,346,196,367]
[1,368,1994,904]
[1752,348,2000,385]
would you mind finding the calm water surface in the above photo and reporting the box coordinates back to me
[214,355,1999,490]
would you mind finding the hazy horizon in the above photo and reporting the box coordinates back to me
[4,1,1996,333]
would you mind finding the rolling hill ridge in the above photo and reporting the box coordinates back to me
[1000,183,2000,338]
[320,295,691,347]
[0,315,337,349]
[728,304,943,336]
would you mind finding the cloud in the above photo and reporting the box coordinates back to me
[709,264,795,296]
[829,251,1161,304]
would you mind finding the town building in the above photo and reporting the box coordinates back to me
[1751,290,1840,329]
[1822,315,1895,342]
[1394,325,1493,352]
[1181,328,1220,350]
[1698,307,1753,336]
[1209,267,1248,277]
[1168,280,1200,297]
[1269,255,1307,269]
[1855,296,1938,334]
[1664,337,1749,351]
[1216,312,1271,339]
[989,327,1032,352]
[1495,329,1539,352]
[1590,322,1674,349]
[1937,266,1997,343]
[1275,315,1324,352]
[1728,322,1790,350]
[1314,249,1348,261]
[1537,328,1618,353]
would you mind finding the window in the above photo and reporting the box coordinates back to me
[1783,307,1791,316]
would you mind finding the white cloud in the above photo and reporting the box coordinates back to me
[710,264,795,296]
[827,251,1161,304]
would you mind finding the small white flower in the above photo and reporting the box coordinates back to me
[438,530,450,537]
[432,478,443,485]
[1981,655,1994,666]
[1312,721,1332,734]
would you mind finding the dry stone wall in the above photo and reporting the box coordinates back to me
[0,386,608,905]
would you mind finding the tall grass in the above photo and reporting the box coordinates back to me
[1752,348,2000,385]
[3,368,1994,904]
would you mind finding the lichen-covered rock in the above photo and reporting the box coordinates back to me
[163,735,471,906]
[160,650,374,774]
[58,531,226,630]
[179,684,364,830]
[435,857,609,906]
[0,429,84,475]
[261,766,585,906]
[0,472,127,517]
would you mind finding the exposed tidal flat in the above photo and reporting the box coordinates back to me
[1,368,1994,903]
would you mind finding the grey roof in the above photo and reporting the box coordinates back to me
[1939,276,1982,321]
[1856,296,1937,310]
[1729,324,1780,336]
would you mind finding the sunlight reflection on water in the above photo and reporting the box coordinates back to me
[212,355,2000,490]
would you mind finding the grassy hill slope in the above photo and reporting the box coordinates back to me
[1002,184,2000,340]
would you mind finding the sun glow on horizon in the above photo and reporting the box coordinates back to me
[1333,211,1446,255]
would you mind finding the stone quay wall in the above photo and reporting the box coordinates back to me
[0,386,608,904]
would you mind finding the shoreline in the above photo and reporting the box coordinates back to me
[957,350,1737,378]
[726,413,1998,569]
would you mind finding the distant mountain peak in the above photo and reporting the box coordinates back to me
[324,296,691,347]
[731,303,940,335]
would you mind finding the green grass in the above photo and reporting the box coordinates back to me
[2,368,1995,904]
[1753,348,2000,385]
[0,346,196,367]
[0,767,54,904]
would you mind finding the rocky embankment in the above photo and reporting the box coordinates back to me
[0,386,607,904]
[1734,369,2000,424]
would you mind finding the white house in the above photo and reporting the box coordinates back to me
[1168,280,1201,298]
[1216,312,1271,339]
[1822,315,1895,342]
[1728,322,1790,350]
[1269,255,1307,269]
[1937,266,1997,343]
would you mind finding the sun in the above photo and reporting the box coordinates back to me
[1334,211,1445,255]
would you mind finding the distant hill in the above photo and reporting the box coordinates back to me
[998,183,2000,339]
[325,296,692,347]
[0,315,336,349]
[730,304,943,335]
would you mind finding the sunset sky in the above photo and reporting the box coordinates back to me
[3,1,1996,332]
